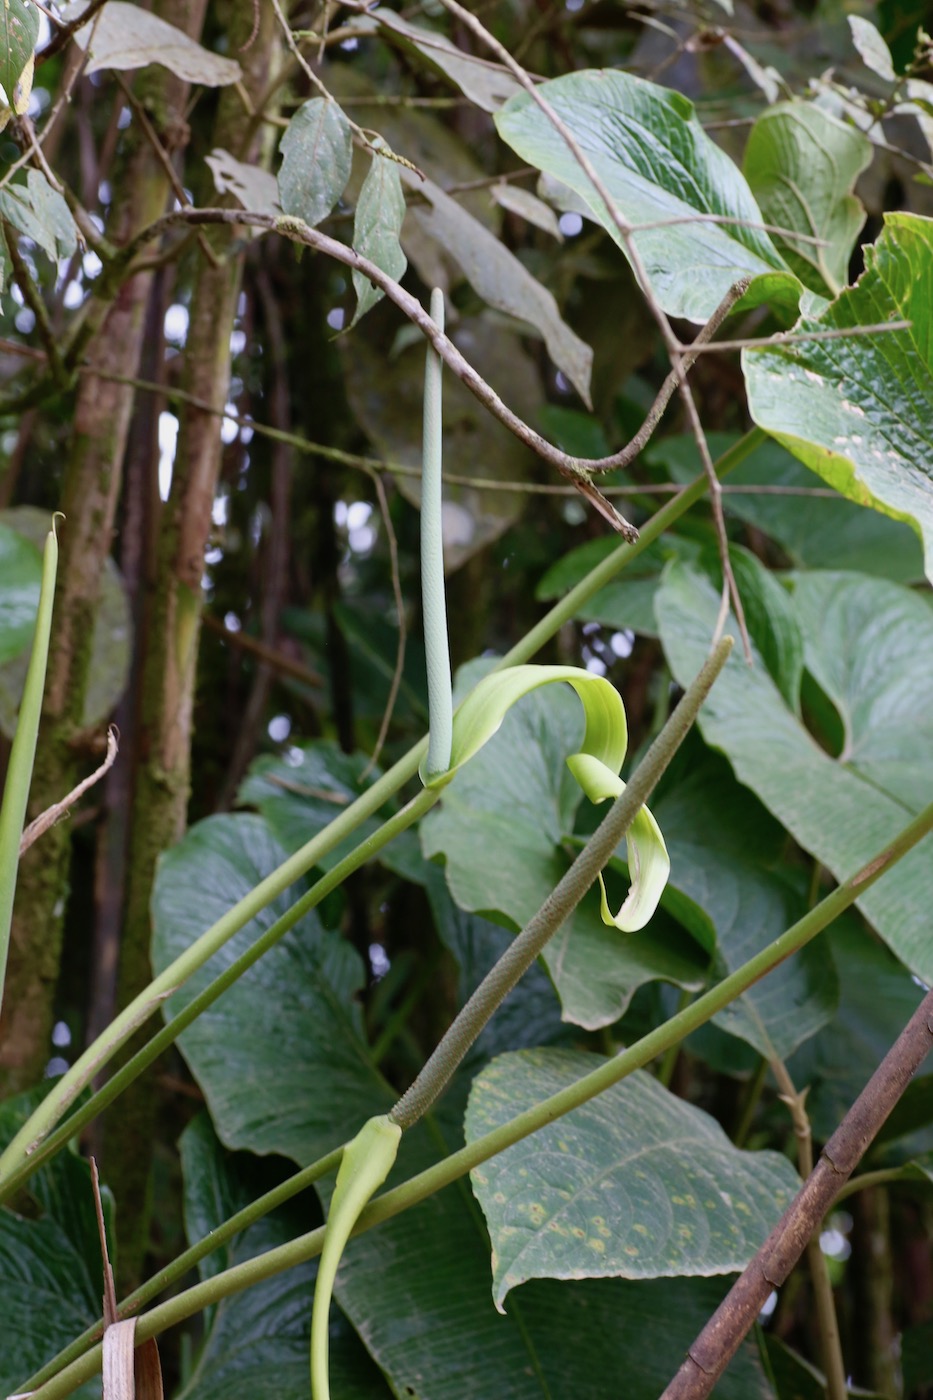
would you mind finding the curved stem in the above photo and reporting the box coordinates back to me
[421,288,452,779]
[390,636,734,1129]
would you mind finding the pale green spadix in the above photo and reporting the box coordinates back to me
[420,663,670,932]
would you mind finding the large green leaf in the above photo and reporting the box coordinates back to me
[466,1048,798,1306]
[742,102,870,297]
[495,69,800,322]
[278,97,352,228]
[331,1083,774,1399]
[421,667,708,1028]
[743,212,933,583]
[0,0,37,108]
[176,1115,391,1399]
[648,432,925,582]
[654,751,838,1062]
[655,561,933,982]
[0,1090,107,1400]
[0,520,42,666]
[151,814,392,1163]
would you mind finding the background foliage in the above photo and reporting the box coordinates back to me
[0,0,932,1396]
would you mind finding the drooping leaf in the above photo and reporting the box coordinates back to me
[151,813,393,1164]
[0,0,38,109]
[399,165,593,403]
[422,665,708,1028]
[0,1089,108,1400]
[466,1048,799,1307]
[278,98,353,229]
[742,101,870,296]
[350,146,407,327]
[743,212,933,583]
[648,432,925,582]
[205,148,280,215]
[64,0,241,83]
[654,751,838,1062]
[656,560,933,983]
[0,521,42,666]
[848,15,897,82]
[0,170,79,265]
[358,9,521,113]
[495,68,800,322]
[491,182,563,239]
[176,1115,392,1399]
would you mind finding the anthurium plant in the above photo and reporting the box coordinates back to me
[1,7,933,1400]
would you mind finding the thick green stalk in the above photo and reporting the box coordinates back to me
[0,520,58,1015]
[25,773,933,1400]
[390,636,734,1129]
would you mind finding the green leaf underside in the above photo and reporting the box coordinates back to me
[351,148,407,326]
[0,0,38,107]
[0,521,42,665]
[151,814,393,1164]
[422,668,707,1029]
[656,752,838,1061]
[467,1049,799,1308]
[647,433,924,583]
[743,212,933,584]
[278,97,353,229]
[66,0,241,84]
[399,165,594,402]
[656,561,933,983]
[0,170,78,265]
[495,68,800,322]
[742,101,870,296]
[178,1115,390,1400]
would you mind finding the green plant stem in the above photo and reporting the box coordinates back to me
[0,431,761,1189]
[26,788,933,1400]
[390,636,735,1130]
[0,519,59,1017]
[0,787,438,1204]
[831,1166,916,1204]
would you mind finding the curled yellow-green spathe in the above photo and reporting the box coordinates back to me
[420,664,670,932]
[310,1114,401,1400]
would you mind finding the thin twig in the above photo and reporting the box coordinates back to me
[19,728,119,856]
[770,1058,848,1400]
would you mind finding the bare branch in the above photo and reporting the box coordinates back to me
[19,728,119,855]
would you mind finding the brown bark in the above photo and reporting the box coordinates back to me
[101,0,283,1286]
[0,6,203,1092]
